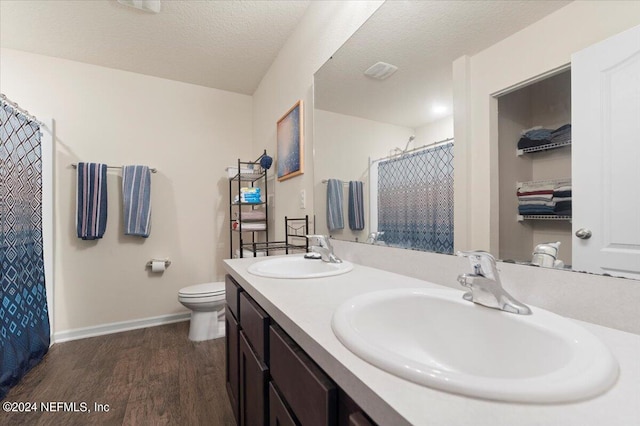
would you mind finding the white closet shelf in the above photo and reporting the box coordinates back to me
[517,215,572,222]
[516,139,571,156]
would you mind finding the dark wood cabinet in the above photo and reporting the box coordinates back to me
[226,275,242,320]
[226,308,240,423]
[225,274,375,426]
[270,325,337,426]
[240,331,269,426]
[268,382,298,426]
[240,292,270,364]
[338,389,375,426]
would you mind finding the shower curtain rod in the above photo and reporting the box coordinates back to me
[71,163,158,173]
[371,137,454,164]
[0,93,44,127]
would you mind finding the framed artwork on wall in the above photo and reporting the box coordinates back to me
[277,100,304,181]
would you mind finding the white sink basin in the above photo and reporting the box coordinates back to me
[247,256,353,279]
[332,288,619,403]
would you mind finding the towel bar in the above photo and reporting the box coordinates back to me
[71,163,157,173]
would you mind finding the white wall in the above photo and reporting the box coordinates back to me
[251,1,384,240]
[414,115,453,144]
[0,48,253,336]
[314,109,414,240]
[454,0,640,253]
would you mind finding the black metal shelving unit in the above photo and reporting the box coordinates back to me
[229,151,269,259]
[229,151,310,258]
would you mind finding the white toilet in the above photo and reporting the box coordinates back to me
[178,282,226,341]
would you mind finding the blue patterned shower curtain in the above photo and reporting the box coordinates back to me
[0,102,50,399]
[377,143,454,253]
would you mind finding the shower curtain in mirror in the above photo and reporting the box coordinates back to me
[0,102,49,398]
[377,143,454,253]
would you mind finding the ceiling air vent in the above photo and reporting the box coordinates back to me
[363,62,398,80]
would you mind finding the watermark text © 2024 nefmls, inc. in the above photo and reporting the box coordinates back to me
[3,400,111,414]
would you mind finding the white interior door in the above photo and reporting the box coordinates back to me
[572,24,640,279]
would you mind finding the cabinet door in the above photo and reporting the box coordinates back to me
[240,292,270,364]
[269,382,298,426]
[240,331,269,426]
[226,306,240,424]
[270,325,337,426]
[226,274,242,321]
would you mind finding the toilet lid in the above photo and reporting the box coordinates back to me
[179,282,225,297]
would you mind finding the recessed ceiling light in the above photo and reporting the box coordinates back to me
[117,0,161,14]
[432,105,447,114]
[364,62,398,80]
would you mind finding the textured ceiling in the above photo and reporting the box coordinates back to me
[314,0,571,129]
[0,0,310,95]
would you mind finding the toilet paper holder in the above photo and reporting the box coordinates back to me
[146,259,171,269]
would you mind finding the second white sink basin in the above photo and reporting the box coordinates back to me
[332,288,619,403]
[247,256,353,279]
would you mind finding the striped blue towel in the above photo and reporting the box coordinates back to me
[326,179,344,231]
[122,165,151,237]
[76,162,108,240]
[348,181,365,231]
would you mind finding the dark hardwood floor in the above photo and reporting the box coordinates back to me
[2,321,236,426]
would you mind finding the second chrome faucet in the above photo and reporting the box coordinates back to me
[456,250,531,315]
[306,235,343,263]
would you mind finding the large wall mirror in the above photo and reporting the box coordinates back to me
[313,1,640,280]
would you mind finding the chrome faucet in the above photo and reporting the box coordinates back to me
[456,250,531,315]
[366,231,385,244]
[306,235,343,263]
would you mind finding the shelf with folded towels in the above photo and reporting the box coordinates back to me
[516,124,571,156]
[516,178,572,218]
[517,139,571,156]
[518,215,572,222]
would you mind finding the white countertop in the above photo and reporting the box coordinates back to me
[224,254,640,426]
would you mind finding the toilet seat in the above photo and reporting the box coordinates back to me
[178,282,225,298]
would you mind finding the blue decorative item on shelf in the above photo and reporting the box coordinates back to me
[260,155,273,170]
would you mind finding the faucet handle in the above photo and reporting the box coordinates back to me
[456,250,499,281]
[306,235,331,248]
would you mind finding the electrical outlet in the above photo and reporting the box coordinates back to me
[299,189,306,209]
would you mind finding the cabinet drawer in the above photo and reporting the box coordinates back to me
[338,389,376,426]
[225,274,242,321]
[240,331,269,426]
[270,325,337,426]
[226,307,240,424]
[269,382,297,426]
[240,292,270,364]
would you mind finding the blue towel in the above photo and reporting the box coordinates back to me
[122,165,151,237]
[76,162,108,240]
[326,179,344,231]
[348,181,365,231]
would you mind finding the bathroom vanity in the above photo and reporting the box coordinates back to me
[224,255,640,425]
[225,272,371,426]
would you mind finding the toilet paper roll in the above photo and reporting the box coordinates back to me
[151,260,166,273]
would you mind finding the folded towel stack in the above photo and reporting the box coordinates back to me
[235,187,262,204]
[232,221,266,231]
[234,210,266,222]
[553,184,572,216]
[517,180,571,216]
[517,124,571,150]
